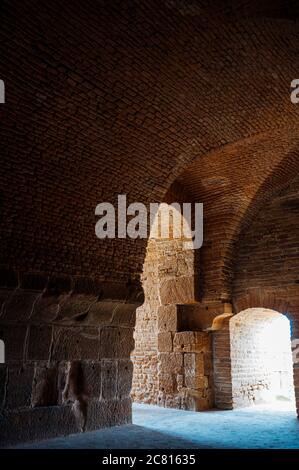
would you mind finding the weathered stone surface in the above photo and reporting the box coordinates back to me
[6,365,34,409]
[100,327,134,359]
[58,294,97,320]
[159,353,183,374]
[32,366,58,407]
[117,360,133,399]
[81,361,102,398]
[73,277,102,296]
[85,397,131,431]
[2,290,40,322]
[159,276,196,306]
[184,374,206,390]
[181,389,211,411]
[158,332,172,352]
[173,331,211,353]
[87,301,115,324]
[101,359,117,400]
[52,327,99,361]
[0,405,78,446]
[32,294,66,323]
[27,325,53,360]
[158,305,180,332]
[158,373,176,394]
[111,303,137,327]
[184,352,205,376]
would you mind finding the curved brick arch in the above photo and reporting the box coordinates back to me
[1,2,299,285]
[233,290,291,319]
[226,144,299,294]
[177,130,299,301]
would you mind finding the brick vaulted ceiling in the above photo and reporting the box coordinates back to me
[0,0,299,300]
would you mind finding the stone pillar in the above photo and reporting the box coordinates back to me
[157,304,214,410]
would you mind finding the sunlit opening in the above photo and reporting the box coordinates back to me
[230,308,295,411]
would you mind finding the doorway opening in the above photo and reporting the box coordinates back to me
[230,308,295,410]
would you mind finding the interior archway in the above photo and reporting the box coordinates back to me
[131,198,210,410]
[213,308,296,412]
[230,308,295,410]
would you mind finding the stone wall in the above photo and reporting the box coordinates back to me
[158,323,213,410]
[0,270,142,446]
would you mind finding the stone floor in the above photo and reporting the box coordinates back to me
[13,402,299,449]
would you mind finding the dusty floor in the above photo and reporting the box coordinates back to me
[13,402,299,449]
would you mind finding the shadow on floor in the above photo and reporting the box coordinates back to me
[11,403,299,449]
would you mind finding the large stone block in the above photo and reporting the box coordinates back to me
[85,397,131,431]
[117,359,133,399]
[86,301,115,325]
[184,374,206,390]
[52,327,100,361]
[73,277,102,296]
[0,405,78,446]
[28,324,53,360]
[158,305,180,332]
[100,327,134,359]
[101,359,117,399]
[58,294,97,321]
[81,361,102,398]
[181,389,211,411]
[158,372,176,393]
[6,365,34,409]
[159,276,196,305]
[31,365,58,407]
[158,332,173,352]
[32,293,67,322]
[159,352,183,374]
[173,331,211,353]
[2,290,40,322]
[203,352,213,375]
[110,303,137,328]
[184,352,205,376]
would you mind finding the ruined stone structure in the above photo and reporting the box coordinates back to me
[1,0,299,446]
